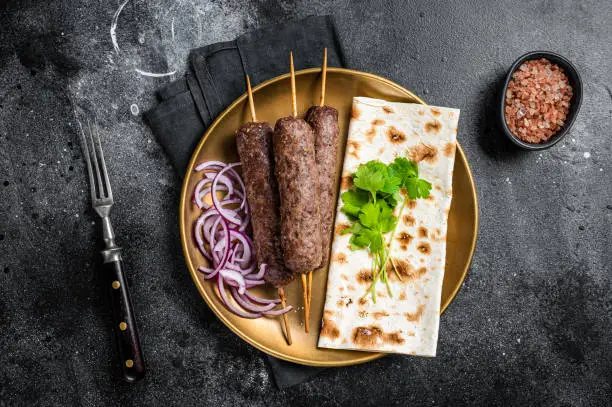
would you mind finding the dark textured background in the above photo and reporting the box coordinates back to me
[1,0,611,405]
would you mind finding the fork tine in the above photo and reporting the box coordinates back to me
[86,118,106,199]
[77,117,99,204]
[93,116,113,201]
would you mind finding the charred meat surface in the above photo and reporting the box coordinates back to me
[236,121,294,287]
[273,116,323,274]
[305,105,340,269]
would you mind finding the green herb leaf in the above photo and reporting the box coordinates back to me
[388,157,419,182]
[404,178,432,200]
[358,201,380,229]
[353,161,388,202]
[340,189,370,219]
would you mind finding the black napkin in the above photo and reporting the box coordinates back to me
[145,15,346,176]
[144,15,346,388]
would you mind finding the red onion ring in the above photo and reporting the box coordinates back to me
[193,160,292,319]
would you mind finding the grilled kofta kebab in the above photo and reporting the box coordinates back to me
[236,75,293,345]
[273,53,323,333]
[304,48,340,308]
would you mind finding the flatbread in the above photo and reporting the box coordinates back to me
[318,97,459,356]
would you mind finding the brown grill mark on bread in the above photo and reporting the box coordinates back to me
[430,107,441,117]
[384,332,405,345]
[399,292,407,300]
[418,110,425,116]
[372,311,389,320]
[352,326,382,347]
[396,232,413,247]
[340,274,349,281]
[321,317,340,339]
[336,296,353,307]
[347,140,361,159]
[417,242,431,255]
[386,126,407,144]
[404,305,426,322]
[340,175,353,190]
[365,127,377,143]
[426,194,435,202]
[357,269,374,284]
[335,222,351,235]
[443,141,456,157]
[410,143,438,163]
[351,105,361,119]
[417,227,428,238]
[406,199,417,209]
[403,214,415,226]
[372,119,385,126]
[333,252,348,264]
[430,228,445,242]
[358,310,368,318]
[388,258,428,281]
[351,326,405,347]
[324,310,335,318]
[382,106,395,114]
[425,120,442,133]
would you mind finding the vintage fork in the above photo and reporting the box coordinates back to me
[76,103,146,383]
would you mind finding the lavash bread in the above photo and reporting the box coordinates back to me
[317,97,460,356]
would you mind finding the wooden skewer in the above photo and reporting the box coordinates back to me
[245,74,292,345]
[319,47,328,107]
[246,75,257,122]
[290,52,311,333]
[307,48,329,310]
[290,52,298,118]
[301,274,310,333]
[278,287,292,345]
[307,270,312,310]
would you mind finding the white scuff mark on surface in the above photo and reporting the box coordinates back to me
[110,0,130,54]
[130,104,139,115]
[171,17,175,42]
[583,152,591,159]
[134,68,176,78]
[138,32,145,44]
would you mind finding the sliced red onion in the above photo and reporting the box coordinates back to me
[216,278,261,319]
[193,160,292,319]
[231,288,276,312]
[195,161,226,172]
[243,290,281,305]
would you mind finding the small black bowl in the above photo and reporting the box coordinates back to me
[499,51,582,150]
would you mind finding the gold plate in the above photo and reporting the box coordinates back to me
[180,68,478,366]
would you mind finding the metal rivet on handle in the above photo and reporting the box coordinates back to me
[119,322,127,331]
[112,281,120,289]
[125,359,134,368]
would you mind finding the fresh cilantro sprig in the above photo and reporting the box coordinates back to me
[340,157,431,302]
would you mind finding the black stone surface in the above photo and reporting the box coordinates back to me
[0,0,611,405]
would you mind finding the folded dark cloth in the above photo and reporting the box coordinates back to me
[144,15,346,389]
[145,15,346,176]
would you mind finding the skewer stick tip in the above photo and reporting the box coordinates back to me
[278,287,292,345]
[245,75,257,122]
[290,52,297,117]
[307,271,313,308]
[320,48,327,107]
[301,274,310,333]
